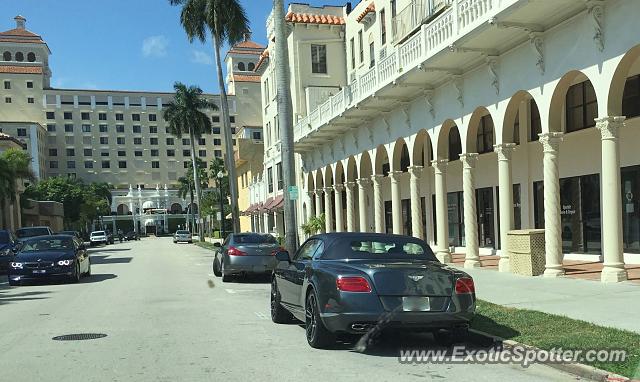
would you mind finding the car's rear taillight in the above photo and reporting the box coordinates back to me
[455,277,475,294]
[227,246,247,256]
[270,247,286,256]
[336,276,372,293]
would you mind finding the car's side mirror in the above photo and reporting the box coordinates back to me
[213,242,221,248]
[275,250,290,263]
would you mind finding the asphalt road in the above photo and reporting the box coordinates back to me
[0,237,579,381]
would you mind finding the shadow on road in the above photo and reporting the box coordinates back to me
[80,273,117,283]
[0,289,52,305]
[90,255,133,264]
[88,248,132,253]
[224,274,271,284]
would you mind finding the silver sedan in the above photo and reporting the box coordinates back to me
[212,233,281,282]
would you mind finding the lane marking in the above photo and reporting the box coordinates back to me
[225,289,236,294]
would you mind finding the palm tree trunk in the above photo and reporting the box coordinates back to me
[273,0,298,254]
[211,27,240,234]
[189,127,204,241]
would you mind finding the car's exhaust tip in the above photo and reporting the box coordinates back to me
[350,323,373,332]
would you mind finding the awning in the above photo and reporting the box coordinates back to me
[261,197,274,211]
[243,204,256,215]
[268,195,284,211]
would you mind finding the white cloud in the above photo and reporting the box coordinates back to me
[190,50,213,65]
[142,35,169,58]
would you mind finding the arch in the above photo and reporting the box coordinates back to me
[548,70,599,133]
[345,156,358,181]
[27,52,36,62]
[412,129,434,166]
[302,203,308,224]
[237,62,246,71]
[334,161,345,185]
[608,44,640,116]
[315,169,324,190]
[170,203,182,214]
[306,172,315,191]
[323,165,334,188]
[436,119,461,160]
[359,151,373,179]
[391,138,410,172]
[2,51,10,61]
[373,144,390,175]
[15,52,23,62]
[248,62,256,71]
[116,204,129,215]
[465,106,495,154]
[501,90,539,144]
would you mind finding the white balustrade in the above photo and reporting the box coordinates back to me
[378,52,398,84]
[399,29,423,69]
[458,0,493,30]
[359,67,378,99]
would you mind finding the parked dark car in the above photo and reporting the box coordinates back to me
[213,233,282,281]
[7,234,91,285]
[59,230,83,241]
[124,231,140,241]
[0,230,20,273]
[105,231,115,244]
[15,226,53,242]
[270,233,476,348]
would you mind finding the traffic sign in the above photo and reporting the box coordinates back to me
[288,186,299,201]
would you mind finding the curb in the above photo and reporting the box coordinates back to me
[469,329,633,382]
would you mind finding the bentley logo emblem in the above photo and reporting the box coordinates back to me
[408,275,424,282]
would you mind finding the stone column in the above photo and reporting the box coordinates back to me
[345,182,356,232]
[460,153,480,268]
[389,171,403,234]
[540,132,565,277]
[495,143,516,272]
[597,117,628,283]
[264,211,270,233]
[324,187,334,233]
[432,159,451,263]
[334,184,344,232]
[371,174,385,233]
[307,191,316,222]
[357,178,371,232]
[408,166,424,240]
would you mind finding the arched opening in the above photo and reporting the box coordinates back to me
[27,52,36,62]
[334,161,346,231]
[374,145,390,176]
[549,70,598,134]
[248,62,255,71]
[2,51,10,61]
[466,107,495,155]
[412,129,434,167]
[15,52,24,62]
[437,120,462,161]
[391,138,410,172]
[237,62,246,71]
[502,90,542,144]
[359,152,373,179]
[324,165,334,231]
[170,203,182,214]
[116,204,130,215]
[306,172,315,193]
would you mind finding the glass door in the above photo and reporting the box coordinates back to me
[476,187,495,248]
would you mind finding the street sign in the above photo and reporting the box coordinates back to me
[288,186,299,201]
[216,212,222,221]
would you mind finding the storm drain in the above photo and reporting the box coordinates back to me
[52,333,107,341]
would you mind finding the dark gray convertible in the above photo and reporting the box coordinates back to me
[270,233,476,348]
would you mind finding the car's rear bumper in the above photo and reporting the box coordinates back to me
[225,256,277,275]
[320,311,474,334]
[174,237,192,242]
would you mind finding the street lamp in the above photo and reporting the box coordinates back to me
[217,170,225,238]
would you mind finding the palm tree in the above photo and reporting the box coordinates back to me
[169,0,249,234]
[0,149,34,229]
[177,175,195,231]
[163,82,216,240]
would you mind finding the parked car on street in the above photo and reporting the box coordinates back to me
[59,231,83,241]
[105,230,115,244]
[15,226,53,242]
[173,230,192,244]
[7,234,91,285]
[270,232,476,349]
[0,230,20,273]
[124,231,140,241]
[89,230,109,246]
[213,233,282,281]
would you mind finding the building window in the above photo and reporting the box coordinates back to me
[198,138,205,145]
[102,161,110,169]
[166,138,174,145]
[167,149,175,157]
[101,151,109,157]
[49,148,58,156]
[214,150,222,158]
[49,161,58,169]
[133,125,141,133]
[47,124,56,132]
[311,44,327,74]
[84,149,92,156]
[66,148,75,156]
[149,126,158,134]
[84,161,93,169]
[276,163,283,190]
[150,137,158,145]
[151,149,159,157]
[26,81,33,88]
[214,138,222,146]
[64,112,72,120]
[252,131,262,140]
[81,112,90,120]
[67,161,76,169]
[119,161,127,169]
[46,111,55,120]
[152,161,160,169]
[231,126,236,134]
[117,150,126,157]
[512,111,521,145]
[2,51,10,61]
[98,113,107,120]
[132,114,140,121]
[350,38,355,69]
[183,161,190,169]
[116,125,125,133]
[529,100,542,141]
[380,9,387,45]
[17,128,27,137]
[230,116,235,124]
[27,52,36,62]
[64,124,74,133]
[182,149,191,157]
[212,127,220,134]
[369,42,375,68]
[248,63,255,71]
[267,167,274,193]
[5,97,11,103]
[99,124,108,133]
[115,113,124,121]
[566,80,598,133]
[448,126,462,161]
[82,124,91,133]
[3,80,10,89]
[27,97,34,104]
[15,52,24,62]
[212,116,220,123]
[476,115,494,154]
[622,74,640,119]
[117,137,125,145]
[198,149,206,157]
[182,138,190,145]
[358,30,364,64]
[100,137,108,145]
[148,114,157,121]
[238,62,246,71]
[134,137,142,145]
[134,151,143,157]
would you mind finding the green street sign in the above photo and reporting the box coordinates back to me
[288,186,299,201]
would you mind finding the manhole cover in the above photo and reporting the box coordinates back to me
[52,333,107,341]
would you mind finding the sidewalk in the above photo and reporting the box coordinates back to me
[452,264,640,334]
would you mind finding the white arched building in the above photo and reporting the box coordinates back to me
[284,0,640,283]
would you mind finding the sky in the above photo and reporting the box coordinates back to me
[2,0,345,94]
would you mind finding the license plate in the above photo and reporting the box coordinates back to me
[33,269,46,274]
[402,297,430,311]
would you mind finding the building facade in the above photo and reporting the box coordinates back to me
[263,0,640,283]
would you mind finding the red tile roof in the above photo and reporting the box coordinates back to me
[285,11,345,25]
[233,40,264,50]
[233,74,261,83]
[356,2,376,23]
[0,65,43,74]
[254,49,269,72]
[0,28,45,44]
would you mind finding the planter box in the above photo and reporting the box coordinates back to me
[508,229,546,276]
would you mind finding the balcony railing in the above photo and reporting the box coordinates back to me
[294,0,506,145]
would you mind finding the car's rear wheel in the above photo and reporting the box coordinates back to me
[271,278,293,324]
[212,257,222,277]
[221,259,232,282]
[305,290,335,348]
